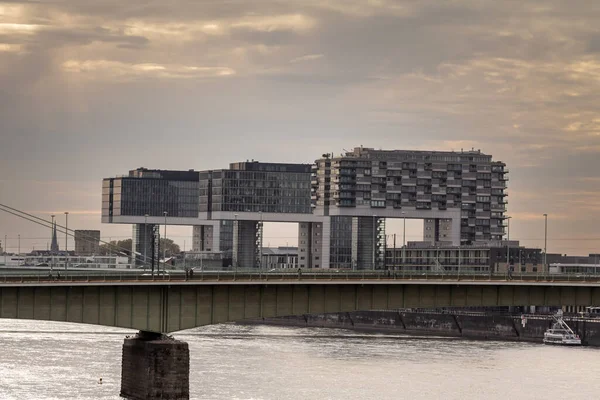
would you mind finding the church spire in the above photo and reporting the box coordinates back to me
[51,221,59,253]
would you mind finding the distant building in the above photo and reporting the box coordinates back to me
[261,247,299,269]
[386,240,542,274]
[101,147,509,270]
[74,230,101,256]
[546,253,600,265]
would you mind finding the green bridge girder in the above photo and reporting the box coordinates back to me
[1,276,600,333]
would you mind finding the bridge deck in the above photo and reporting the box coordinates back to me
[1,272,599,333]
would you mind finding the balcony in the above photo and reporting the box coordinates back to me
[491,203,507,212]
[386,185,403,192]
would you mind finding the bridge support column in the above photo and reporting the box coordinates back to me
[120,331,189,400]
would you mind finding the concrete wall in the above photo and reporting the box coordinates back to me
[246,310,600,346]
[233,220,258,268]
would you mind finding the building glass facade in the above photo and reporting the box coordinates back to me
[200,162,312,214]
[102,168,200,222]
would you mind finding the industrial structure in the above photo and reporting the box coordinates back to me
[101,147,508,269]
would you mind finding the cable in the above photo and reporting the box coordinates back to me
[0,203,159,268]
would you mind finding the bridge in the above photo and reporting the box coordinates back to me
[3,271,600,400]
[2,271,599,332]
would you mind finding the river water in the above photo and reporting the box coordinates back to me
[0,320,598,400]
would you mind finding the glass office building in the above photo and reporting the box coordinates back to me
[102,168,200,222]
[200,162,312,214]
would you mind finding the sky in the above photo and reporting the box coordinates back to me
[1,0,600,255]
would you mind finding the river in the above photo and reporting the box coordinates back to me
[0,319,598,399]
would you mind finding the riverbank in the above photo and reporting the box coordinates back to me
[240,310,600,346]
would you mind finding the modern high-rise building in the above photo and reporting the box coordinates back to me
[196,161,313,268]
[307,147,508,267]
[101,147,508,269]
[102,168,201,265]
[74,230,101,256]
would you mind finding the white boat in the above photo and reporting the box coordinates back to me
[543,310,581,346]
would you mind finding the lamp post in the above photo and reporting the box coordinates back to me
[372,214,376,270]
[506,216,512,275]
[51,215,55,271]
[259,211,263,271]
[233,214,238,271]
[458,244,461,278]
[163,211,168,274]
[64,211,69,270]
[543,213,548,273]
[3,235,6,266]
[402,211,407,265]
[144,214,149,270]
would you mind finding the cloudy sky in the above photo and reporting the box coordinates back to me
[1,0,600,255]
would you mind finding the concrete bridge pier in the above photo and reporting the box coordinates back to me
[120,331,189,400]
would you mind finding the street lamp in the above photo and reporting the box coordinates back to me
[64,211,69,270]
[506,216,512,275]
[402,211,407,265]
[163,211,168,273]
[233,214,239,270]
[51,215,55,271]
[543,213,548,272]
[3,234,6,266]
[258,211,263,270]
[144,214,149,270]
[372,214,376,270]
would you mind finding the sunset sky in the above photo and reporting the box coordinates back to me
[2,1,600,255]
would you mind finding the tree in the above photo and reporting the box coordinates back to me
[160,238,180,258]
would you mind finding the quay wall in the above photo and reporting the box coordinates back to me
[241,311,600,346]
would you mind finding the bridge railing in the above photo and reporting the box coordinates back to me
[1,269,600,284]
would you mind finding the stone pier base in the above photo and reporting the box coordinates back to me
[120,331,190,400]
